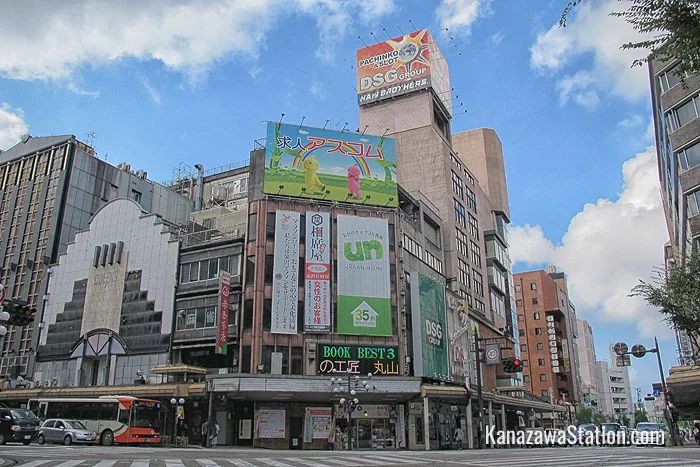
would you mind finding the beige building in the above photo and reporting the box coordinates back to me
[576,319,602,411]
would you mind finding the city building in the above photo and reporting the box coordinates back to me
[514,268,581,426]
[576,319,602,412]
[596,347,634,424]
[0,135,192,382]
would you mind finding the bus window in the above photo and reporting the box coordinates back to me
[119,408,130,425]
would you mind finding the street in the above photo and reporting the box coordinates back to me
[0,445,698,467]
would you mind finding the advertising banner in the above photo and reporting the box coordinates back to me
[264,123,397,208]
[411,273,449,381]
[256,408,286,439]
[305,212,331,332]
[216,270,231,354]
[356,29,432,105]
[445,293,470,386]
[336,215,392,336]
[304,407,333,442]
[316,344,399,375]
[271,210,300,334]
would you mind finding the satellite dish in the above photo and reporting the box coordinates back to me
[20,134,30,143]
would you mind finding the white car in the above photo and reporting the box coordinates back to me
[634,422,666,447]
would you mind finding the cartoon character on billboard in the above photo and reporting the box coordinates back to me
[347,165,362,199]
[302,157,325,193]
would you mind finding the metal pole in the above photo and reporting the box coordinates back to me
[206,390,215,448]
[474,328,484,449]
[653,337,678,446]
[173,405,178,447]
[347,375,352,451]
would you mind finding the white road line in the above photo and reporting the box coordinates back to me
[224,460,258,467]
[255,460,294,467]
[130,461,150,467]
[309,459,358,467]
[283,458,332,467]
[15,461,52,467]
[197,460,221,467]
[369,455,428,465]
[54,461,84,467]
[92,461,118,467]
[165,460,185,467]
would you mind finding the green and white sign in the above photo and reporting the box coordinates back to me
[411,273,450,381]
[336,215,392,336]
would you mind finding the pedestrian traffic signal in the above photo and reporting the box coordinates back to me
[502,357,524,373]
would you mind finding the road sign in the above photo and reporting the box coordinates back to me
[613,342,628,356]
[484,343,501,365]
[653,389,661,398]
[631,344,647,358]
[615,355,631,367]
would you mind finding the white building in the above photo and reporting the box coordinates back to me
[576,320,602,412]
[596,346,635,424]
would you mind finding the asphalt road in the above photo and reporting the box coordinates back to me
[0,445,698,467]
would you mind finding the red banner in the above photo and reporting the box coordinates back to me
[216,270,231,354]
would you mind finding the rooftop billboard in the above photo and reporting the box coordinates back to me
[264,122,398,208]
[356,29,432,106]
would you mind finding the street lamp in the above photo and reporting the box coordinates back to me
[170,397,185,447]
[330,373,374,450]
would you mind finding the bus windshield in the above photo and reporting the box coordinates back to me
[132,400,161,429]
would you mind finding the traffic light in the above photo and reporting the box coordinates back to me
[502,357,524,373]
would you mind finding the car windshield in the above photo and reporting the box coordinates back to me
[601,423,620,430]
[637,423,660,431]
[580,424,597,431]
[132,401,161,429]
[10,409,37,420]
[66,420,87,430]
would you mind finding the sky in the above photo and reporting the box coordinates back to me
[0,0,673,401]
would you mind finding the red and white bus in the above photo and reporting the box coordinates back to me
[28,396,161,445]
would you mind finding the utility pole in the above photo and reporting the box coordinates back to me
[474,328,484,449]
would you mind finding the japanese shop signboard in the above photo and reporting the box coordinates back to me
[264,123,397,208]
[304,212,331,333]
[356,29,432,105]
[216,270,231,354]
[336,215,392,336]
[411,273,450,381]
[271,210,300,334]
[316,344,400,376]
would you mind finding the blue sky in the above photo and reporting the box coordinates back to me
[0,0,672,401]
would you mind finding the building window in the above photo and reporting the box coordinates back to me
[180,255,240,284]
[536,343,544,350]
[533,312,541,320]
[532,298,539,305]
[659,63,685,93]
[473,299,485,313]
[468,214,479,240]
[451,171,464,199]
[520,344,527,352]
[678,141,700,172]
[515,284,521,292]
[668,94,700,131]
[472,270,484,297]
[454,199,466,227]
[523,375,530,383]
[687,189,700,216]
[458,259,470,287]
[456,229,468,256]
[541,389,549,398]
[466,188,477,212]
[470,241,481,267]
[530,282,537,290]
[402,233,423,259]
[535,328,542,335]
[516,299,523,307]
[538,358,545,366]
[540,374,547,382]
[519,329,525,337]
[176,305,217,331]
[523,360,529,368]
[131,189,142,203]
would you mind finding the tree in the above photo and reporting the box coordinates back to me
[621,414,631,427]
[576,407,593,423]
[591,411,607,426]
[630,250,700,364]
[560,1,700,77]
[635,410,649,423]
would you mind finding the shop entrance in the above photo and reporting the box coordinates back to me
[354,417,395,450]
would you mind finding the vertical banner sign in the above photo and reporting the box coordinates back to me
[305,212,331,332]
[271,210,300,334]
[336,215,392,336]
[411,273,450,381]
[216,270,231,355]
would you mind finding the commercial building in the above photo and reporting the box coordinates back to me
[514,268,581,426]
[576,319,602,412]
[0,135,192,382]
[596,348,634,424]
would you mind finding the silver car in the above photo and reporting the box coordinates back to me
[37,419,97,445]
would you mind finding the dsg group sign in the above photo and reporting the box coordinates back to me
[356,29,433,105]
[411,273,449,381]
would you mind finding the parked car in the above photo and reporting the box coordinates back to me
[37,419,97,446]
[634,422,666,447]
[0,407,41,445]
[576,423,599,446]
[600,423,623,446]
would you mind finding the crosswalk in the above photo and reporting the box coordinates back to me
[446,451,700,467]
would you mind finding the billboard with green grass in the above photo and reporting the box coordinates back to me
[264,122,398,207]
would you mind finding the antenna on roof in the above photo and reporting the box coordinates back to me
[341,122,349,132]
[300,116,306,126]
[323,119,330,130]
[279,113,285,124]
[358,35,369,48]
[408,20,418,32]
[382,28,393,40]
[361,125,369,135]
[370,32,381,44]
[86,131,97,148]
[397,25,406,35]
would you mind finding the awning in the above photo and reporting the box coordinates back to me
[151,364,207,376]
[0,382,206,401]
[421,384,469,399]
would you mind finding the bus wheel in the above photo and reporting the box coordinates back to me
[63,435,73,446]
[100,430,114,446]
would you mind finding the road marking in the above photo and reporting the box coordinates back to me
[92,461,117,467]
[130,461,150,467]
[15,462,52,467]
[283,458,332,467]
[366,455,427,465]
[165,460,185,467]
[224,460,257,467]
[255,460,294,467]
[197,460,221,467]
[312,459,358,466]
[54,462,84,467]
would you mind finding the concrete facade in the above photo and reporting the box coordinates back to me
[596,348,634,423]
[576,319,602,411]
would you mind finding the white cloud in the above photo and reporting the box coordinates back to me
[0,0,394,83]
[0,103,28,150]
[138,75,161,105]
[618,114,643,128]
[309,79,327,100]
[510,146,672,339]
[556,70,600,110]
[436,0,491,35]
[490,31,505,46]
[530,0,652,107]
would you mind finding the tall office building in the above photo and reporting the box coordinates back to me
[576,319,601,411]
[596,347,634,423]
[514,268,581,408]
[0,134,192,379]
[649,54,700,365]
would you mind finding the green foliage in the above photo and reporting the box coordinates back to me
[561,1,700,77]
[631,251,700,364]
[576,407,593,424]
[635,410,649,423]
[591,411,607,426]
[621,414,631,427]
